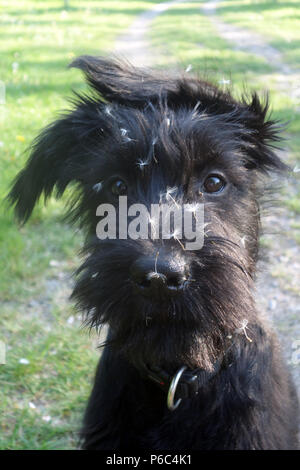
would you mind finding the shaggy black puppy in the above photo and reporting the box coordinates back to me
[8,56,299,450]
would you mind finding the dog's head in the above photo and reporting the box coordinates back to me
[8,56,287,370]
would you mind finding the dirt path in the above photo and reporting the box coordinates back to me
[114,0,190,66]
[202,0,300,102]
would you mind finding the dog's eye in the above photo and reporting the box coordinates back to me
[203,174,226,194]
[111,179,127,196]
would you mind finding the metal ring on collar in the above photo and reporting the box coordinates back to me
[167,366,187,411]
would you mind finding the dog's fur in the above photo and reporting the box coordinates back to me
[8,56,299,450]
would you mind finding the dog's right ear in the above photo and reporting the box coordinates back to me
[7,98,108,224]
[7,116,79,223]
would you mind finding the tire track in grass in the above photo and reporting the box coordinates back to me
[114,0,191,66]
[202,0,300,102]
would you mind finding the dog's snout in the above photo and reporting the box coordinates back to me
[131,256,188,298]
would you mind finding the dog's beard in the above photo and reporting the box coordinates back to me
[73,238,256,371]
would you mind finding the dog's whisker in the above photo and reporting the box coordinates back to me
[154,250,159,273]
[235,319,253,343]
[151,137,159,163]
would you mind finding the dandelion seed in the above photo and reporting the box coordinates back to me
[67,316,74,325]
[186,203,200,221]
[236,319,252,343]
[49,259,60,267]
[293,165,300,173]
[186,203,199,213]
[147,271,161,280]
[185,64,192,73]
[92,181,103,192]
[136,159,149,169]
[19,358,30,365]
[29,402,36,409]
[91,273,98,279]
[12,62,19,73]
[165,187,180,208]
[104,105,113,116]
[120,127,132,142]
[165,187,176,200]
[172,232,185,250]
[218,78,231,86]
[42,415,51,422]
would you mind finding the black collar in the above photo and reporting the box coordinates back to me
[139,335,236,411]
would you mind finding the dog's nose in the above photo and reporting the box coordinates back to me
[131,256,188,298]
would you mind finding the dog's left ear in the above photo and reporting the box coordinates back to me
[70,55,185,107]
[238,93,289,174]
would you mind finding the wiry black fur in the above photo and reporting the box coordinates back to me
[8,56,299,450]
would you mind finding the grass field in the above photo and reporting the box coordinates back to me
[1,0,299,450]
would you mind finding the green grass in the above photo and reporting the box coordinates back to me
[0,0,158,450]
[217,0,300,66]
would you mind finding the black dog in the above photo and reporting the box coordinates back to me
[8,56,299,450]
